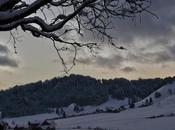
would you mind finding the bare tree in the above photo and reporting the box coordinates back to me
[0,0,153,72]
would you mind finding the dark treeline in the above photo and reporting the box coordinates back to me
[0,74,175,117]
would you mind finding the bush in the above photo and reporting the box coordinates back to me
[118,105,126,111]
[168,89,173,95]
[105,107,120,113]
[128,98,135,108]
[154,92,161,98]
[149,97,153,105]
[96,108,104,113]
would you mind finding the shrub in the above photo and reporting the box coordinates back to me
[154,92,161,98]
[168,89,173,95]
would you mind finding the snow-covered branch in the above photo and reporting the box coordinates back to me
[0,0,153,72]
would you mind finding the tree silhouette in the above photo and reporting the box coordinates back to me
[0,0,153,71]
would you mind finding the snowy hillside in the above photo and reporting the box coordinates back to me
[136,81,175,107]
[3,113,58,127]
[62,96,128,116]
[2,97,128,127]
[2,75,174,117]
[2,81,175,130]
[54,86,175,130]
[54,104,175,130]
[4,95,175,130]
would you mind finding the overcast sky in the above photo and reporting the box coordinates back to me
[0,0,175,89]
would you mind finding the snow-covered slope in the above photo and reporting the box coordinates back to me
[54,94,175,130]
[3,97,128,127]
[54,104,175,130]
[98,97,128,109]
[3,82,175,130]
[4,96,175,130]
[137,81,175,107]
[63,96,128,116]
[3,113,58,127]
[54,82,175,130]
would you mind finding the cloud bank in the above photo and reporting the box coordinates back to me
[0,43,18,68]
[77,0,175,73]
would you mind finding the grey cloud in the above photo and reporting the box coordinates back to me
[0,43,19,68]
[80,0,175,68]
[78,54,124,69]
[95,55,124,69]
[126,38,175,64]
[168,44,175,57]
[80,1,175,45]
[1,1,174,70]
[77,57,92,65]
[0,44,9,54]
[127,49,175,65]
[0,56,18,67]
[112,0,175,43]
[78,44,175,69]
[123,2,168,31]
[154,52,173,63]
[121,66,136,73]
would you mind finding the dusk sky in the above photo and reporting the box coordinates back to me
[0,0,175,89]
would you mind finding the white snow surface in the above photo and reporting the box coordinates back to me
[55,104,175,130]
[3,113,58,128]
[54,82,175,130]
[136,81,175,107]
[63,96,128,116]
[3,97,128,127]
[3,82,175,130]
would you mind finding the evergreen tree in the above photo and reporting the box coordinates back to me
[149,97,153,105]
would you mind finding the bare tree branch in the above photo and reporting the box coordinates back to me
[0,0,153,72]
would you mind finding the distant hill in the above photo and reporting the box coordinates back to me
[137,81,175,107]
[0,74,175,117]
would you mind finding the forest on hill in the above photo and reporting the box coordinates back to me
[0,74,175,117]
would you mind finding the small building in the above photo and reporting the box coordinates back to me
[28,120,55,130]
[28,121,41,130]
[40,120,55,130]
[0,121,8,130]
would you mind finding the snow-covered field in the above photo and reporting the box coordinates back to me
[63,96,128,116]
[4,103,175,130]
[3,81,175,130]
[136,81,175,107]
[55,102,175,130]
[2,97,128,128]
[3,113,58,127]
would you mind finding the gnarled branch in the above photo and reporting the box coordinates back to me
[0,0,153,72]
